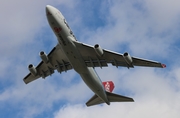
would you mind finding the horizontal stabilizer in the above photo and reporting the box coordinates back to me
[106,92,134,102]
[86,92,134,107]
[86,94,104,106]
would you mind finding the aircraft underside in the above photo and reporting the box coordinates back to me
[23,5,165,107]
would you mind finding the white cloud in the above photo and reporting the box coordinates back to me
[81,0,180,59]
[0,0,84,117]
[53,0,180,118]
[54,99,180,118]
[54,67,180,118]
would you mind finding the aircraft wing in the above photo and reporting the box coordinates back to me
[74,42,165,68]
[23,44,72,84]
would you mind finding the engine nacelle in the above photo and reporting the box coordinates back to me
[40,51,49,63]
[94,44,104,56]
[123,52,133,65]
[28,64,37,76]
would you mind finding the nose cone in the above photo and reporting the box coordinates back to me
[46,5,56,16]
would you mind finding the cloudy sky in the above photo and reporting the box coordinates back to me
[1,0,180,118]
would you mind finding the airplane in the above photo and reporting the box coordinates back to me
[23,5,166,107]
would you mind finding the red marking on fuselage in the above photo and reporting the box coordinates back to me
[47,12,52,16]
[54,27,62,33]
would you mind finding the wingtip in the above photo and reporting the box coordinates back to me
[162,64,166,68]
[23,79,29,84]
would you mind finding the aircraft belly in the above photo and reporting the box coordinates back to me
[59,40,105,95]
[47,10,108,103]
[57,37,109,102]
[60,42,87,73]
[80,68,102,91]
[49,17,87,73]
[79,67,109,103]
[57,37,107,99]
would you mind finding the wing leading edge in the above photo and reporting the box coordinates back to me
[74,41,166,69]
[23,41,165,84]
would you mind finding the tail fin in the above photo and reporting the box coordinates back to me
[102,81,115,92]
[86,91,134,107]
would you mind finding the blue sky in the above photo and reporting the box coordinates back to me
[1,0,180,118]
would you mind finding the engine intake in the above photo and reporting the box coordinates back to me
[28,64,37,76]
[123,52,133,66]
[94,44,104,56]
[40,51,49,63]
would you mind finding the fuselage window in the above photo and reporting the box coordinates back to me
[63,19,77,41]
[64,19,70,29]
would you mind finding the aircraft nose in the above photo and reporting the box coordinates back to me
[46,5,54,16]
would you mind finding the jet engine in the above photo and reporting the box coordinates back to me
[94,44,103,56]
[123,52,133,65]
[40,51,49,63]
[28,64,37,76]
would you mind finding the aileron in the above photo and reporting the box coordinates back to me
[132,57,164,68]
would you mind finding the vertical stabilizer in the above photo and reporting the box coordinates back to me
[102,81,114,92]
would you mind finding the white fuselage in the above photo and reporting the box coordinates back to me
[46,5,109,104]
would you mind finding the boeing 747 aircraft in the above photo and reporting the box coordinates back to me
[23,5,166,106]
